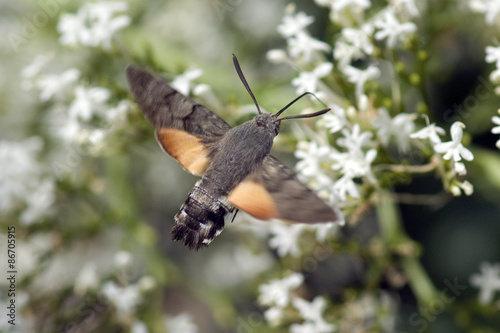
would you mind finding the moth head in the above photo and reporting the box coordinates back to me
[255,112,280,136]
[233,54,330,132]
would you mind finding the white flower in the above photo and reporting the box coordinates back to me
[35,68,80,101]
[453,162,467,176]
[374,9,417,48]
[277,11,314,37]
[131,321,148,333]
[258,273,304,307]
[106,99,132,122]
[68,86,111,121]
[332,174,359,201]
[0,137,55,224]
[450,180,474,196]
[292,62,333,98]
[58,2,130,50]
[315,0,370,13]
[470,261,500,304]
[410,120,445,145]
[434,122,474,162]
[20,179,56,225]
[114,250,133,268]
[21,54,54,90]
[291,297,336,333]
[295,140,332,178]
[288,32,331,63]
[342,65,380,99]
[74,262,99,295]
[311,222,338,242]
[334,26,374,68]
[470,0,500,25]
[171,68,203,96]
[322,104,347,133]
[492,111,500,149]
[373,108,415,152]
[268,223,305,257]
[102,281,143,317]
[336,123,373,152]
[267,49,288,63]
[486,45,500,68]
[165,313,199,333]
[264,306,284,326]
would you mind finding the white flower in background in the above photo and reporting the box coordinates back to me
[74,262,99,295]
[450,180,474,196]
[131,321,148,333]
[288,32,331,63]
[469,0,500,25]
[21,54,54,90]
[312,222,339,242]
[434,122,474,162]
[315,0,370,13]
[373,108,415,152]
[102,281,144,317]
[69,86,111,121]
[171,68,203,96]
[492,110,500,149]
[485,45,500,68]
[291,297,336,333]
[264,306,284,326]
[470,261,500,304]
[334,26,374,68]
[332,174,360,201]
[165,313,199,333]
[292,62,333,98]
[410,120,445,145]
[342,65,380,99]
[453,162,467,176]
[258,272,304,308]
[35,68,80,101]
[277,11,314,38]
[295,140,332,178]
[374,9,417,48]
[336,123,373,152]
[268,223,305,257]
[114,250,133,268]
[58,2,130,50]
[20,179,56,225]
[322,104,347,133]
[0,137,55,225]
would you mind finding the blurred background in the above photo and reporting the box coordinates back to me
[1,0,500,332]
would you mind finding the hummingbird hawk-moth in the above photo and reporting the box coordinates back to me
[126,55,341,250]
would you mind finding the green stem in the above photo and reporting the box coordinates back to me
[376,191,439,307]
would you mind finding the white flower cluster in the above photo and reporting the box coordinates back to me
[266,1,478,205]
[0,137,55,225]
[470,261,500,304]
[58,1,130,50]
[21,54,131,154]
[257,272,335,332]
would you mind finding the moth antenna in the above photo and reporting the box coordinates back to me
[274,91,330,121]
[233,54,262,114]
[276,108,330,122]
[275,92,328,118]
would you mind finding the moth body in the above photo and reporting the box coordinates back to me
[173,113,280,249]
[125,56,342,251]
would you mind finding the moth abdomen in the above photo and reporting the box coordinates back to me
[172,185,233,250]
